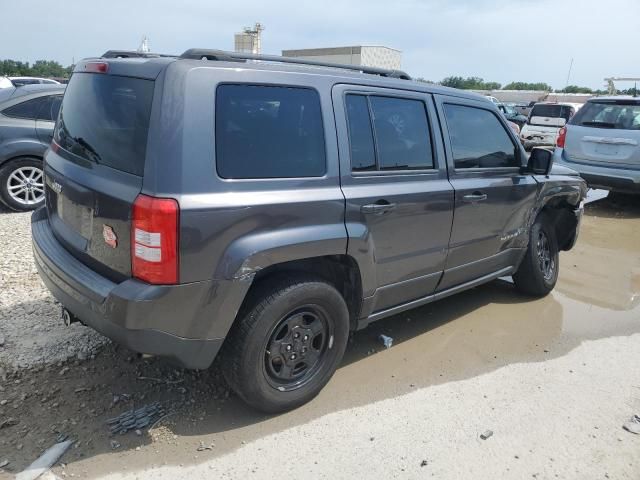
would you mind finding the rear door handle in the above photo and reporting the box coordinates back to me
[463,192,488,203]
[361,202,396,215]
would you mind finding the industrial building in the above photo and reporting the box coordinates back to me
[282,46,402,70]
[234,23,265,54]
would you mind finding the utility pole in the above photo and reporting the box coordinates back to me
[564,57,574,91]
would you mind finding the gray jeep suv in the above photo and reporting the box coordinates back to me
[32,50,586,412]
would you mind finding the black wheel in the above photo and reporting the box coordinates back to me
[221,274,349,413]
[513,213,559,296]
[0,157,45,211]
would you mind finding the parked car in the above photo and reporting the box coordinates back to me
[553,96,640,194]
[9,77,61,87]
[0,84,65,210]
[0,77,13,89]
[498,103,528,128]
[506,120,521,135]
[520,102,581,150]
[32,50,586,413]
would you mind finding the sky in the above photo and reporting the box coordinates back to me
[2,0,637,90]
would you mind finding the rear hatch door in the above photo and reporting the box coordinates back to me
[564,99,640,167]
[44,68,155,281]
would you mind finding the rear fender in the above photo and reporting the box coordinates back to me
[216,224,349,280]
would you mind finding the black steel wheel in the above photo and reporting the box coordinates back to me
[513,213,559,296]
[222,274,349,413]
[264,306,332,391]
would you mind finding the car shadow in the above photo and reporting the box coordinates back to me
[584,191,640,219]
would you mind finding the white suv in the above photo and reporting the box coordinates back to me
[520,102,581,150]
[553,96,640,194]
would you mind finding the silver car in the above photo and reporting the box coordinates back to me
[553,96,640,194]
[0,84,65,210]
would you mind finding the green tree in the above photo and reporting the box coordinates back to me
[440,76,501,90]
[559,85,593,94]
[0,59,71,78]
[503,81,553,91]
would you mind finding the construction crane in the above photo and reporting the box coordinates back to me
[604,77,640,95]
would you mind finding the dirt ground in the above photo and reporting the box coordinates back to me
[0,192,639,479]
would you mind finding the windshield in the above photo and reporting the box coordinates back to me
[54,73,154,176]
[570,101,640,130]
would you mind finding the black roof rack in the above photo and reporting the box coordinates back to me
[179,49,412,80]
[101,50,173,59]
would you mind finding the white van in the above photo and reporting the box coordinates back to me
[520,102,581,150]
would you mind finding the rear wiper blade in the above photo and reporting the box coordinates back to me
[74,137,102,163]
[581,121,616,128]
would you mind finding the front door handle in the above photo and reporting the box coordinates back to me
[463,192,488,203]
[361,202,396,215]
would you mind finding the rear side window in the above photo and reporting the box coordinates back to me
[54,73,154,176]
[443,104,517,169]
[2,96,50,120]
[571,101,640,130]
[215,84,326,179]
[345,94,434,172]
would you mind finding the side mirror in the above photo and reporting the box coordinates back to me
[523,147,553,175]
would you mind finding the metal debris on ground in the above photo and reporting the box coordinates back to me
[15,439,72,480]
[378,334,393,349]
[480,430,494,440]
[0,459,9,468]
[197,441,214,451]
[106,401,165,435]
[622,415,640,435]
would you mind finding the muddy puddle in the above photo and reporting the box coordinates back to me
[1,191,639,479]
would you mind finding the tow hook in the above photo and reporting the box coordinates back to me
[62,308,78,326]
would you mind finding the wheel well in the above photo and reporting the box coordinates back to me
[539,201,578,251]
[0,154,43,168]
[249,255,363,330]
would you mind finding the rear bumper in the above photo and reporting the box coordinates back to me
[31,208,249,369]
[553,149,640,194]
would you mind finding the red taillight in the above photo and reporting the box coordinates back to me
[132,194,179,284]
[556,126,567,148]
[84,62,109,73]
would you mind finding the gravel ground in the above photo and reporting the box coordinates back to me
[0,210,107,369]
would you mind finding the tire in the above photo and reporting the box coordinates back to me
[221,274,350,413]
[0,157,45,212]
[513,213,559,297]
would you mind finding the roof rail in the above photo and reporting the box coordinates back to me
[101,50,173,59]
[179,49,412,80]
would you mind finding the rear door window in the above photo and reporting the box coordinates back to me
[345,94,434,172]
[443,103,518,169]
[215,84,326,179]
[1,96,50,120]
[571,101,640,130]
[54,73,154,176]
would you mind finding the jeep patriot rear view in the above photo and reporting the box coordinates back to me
[32,49,586,412]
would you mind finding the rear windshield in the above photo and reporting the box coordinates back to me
[529,104,574,122]
[54,73,154,176]
[570,101,640,130]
